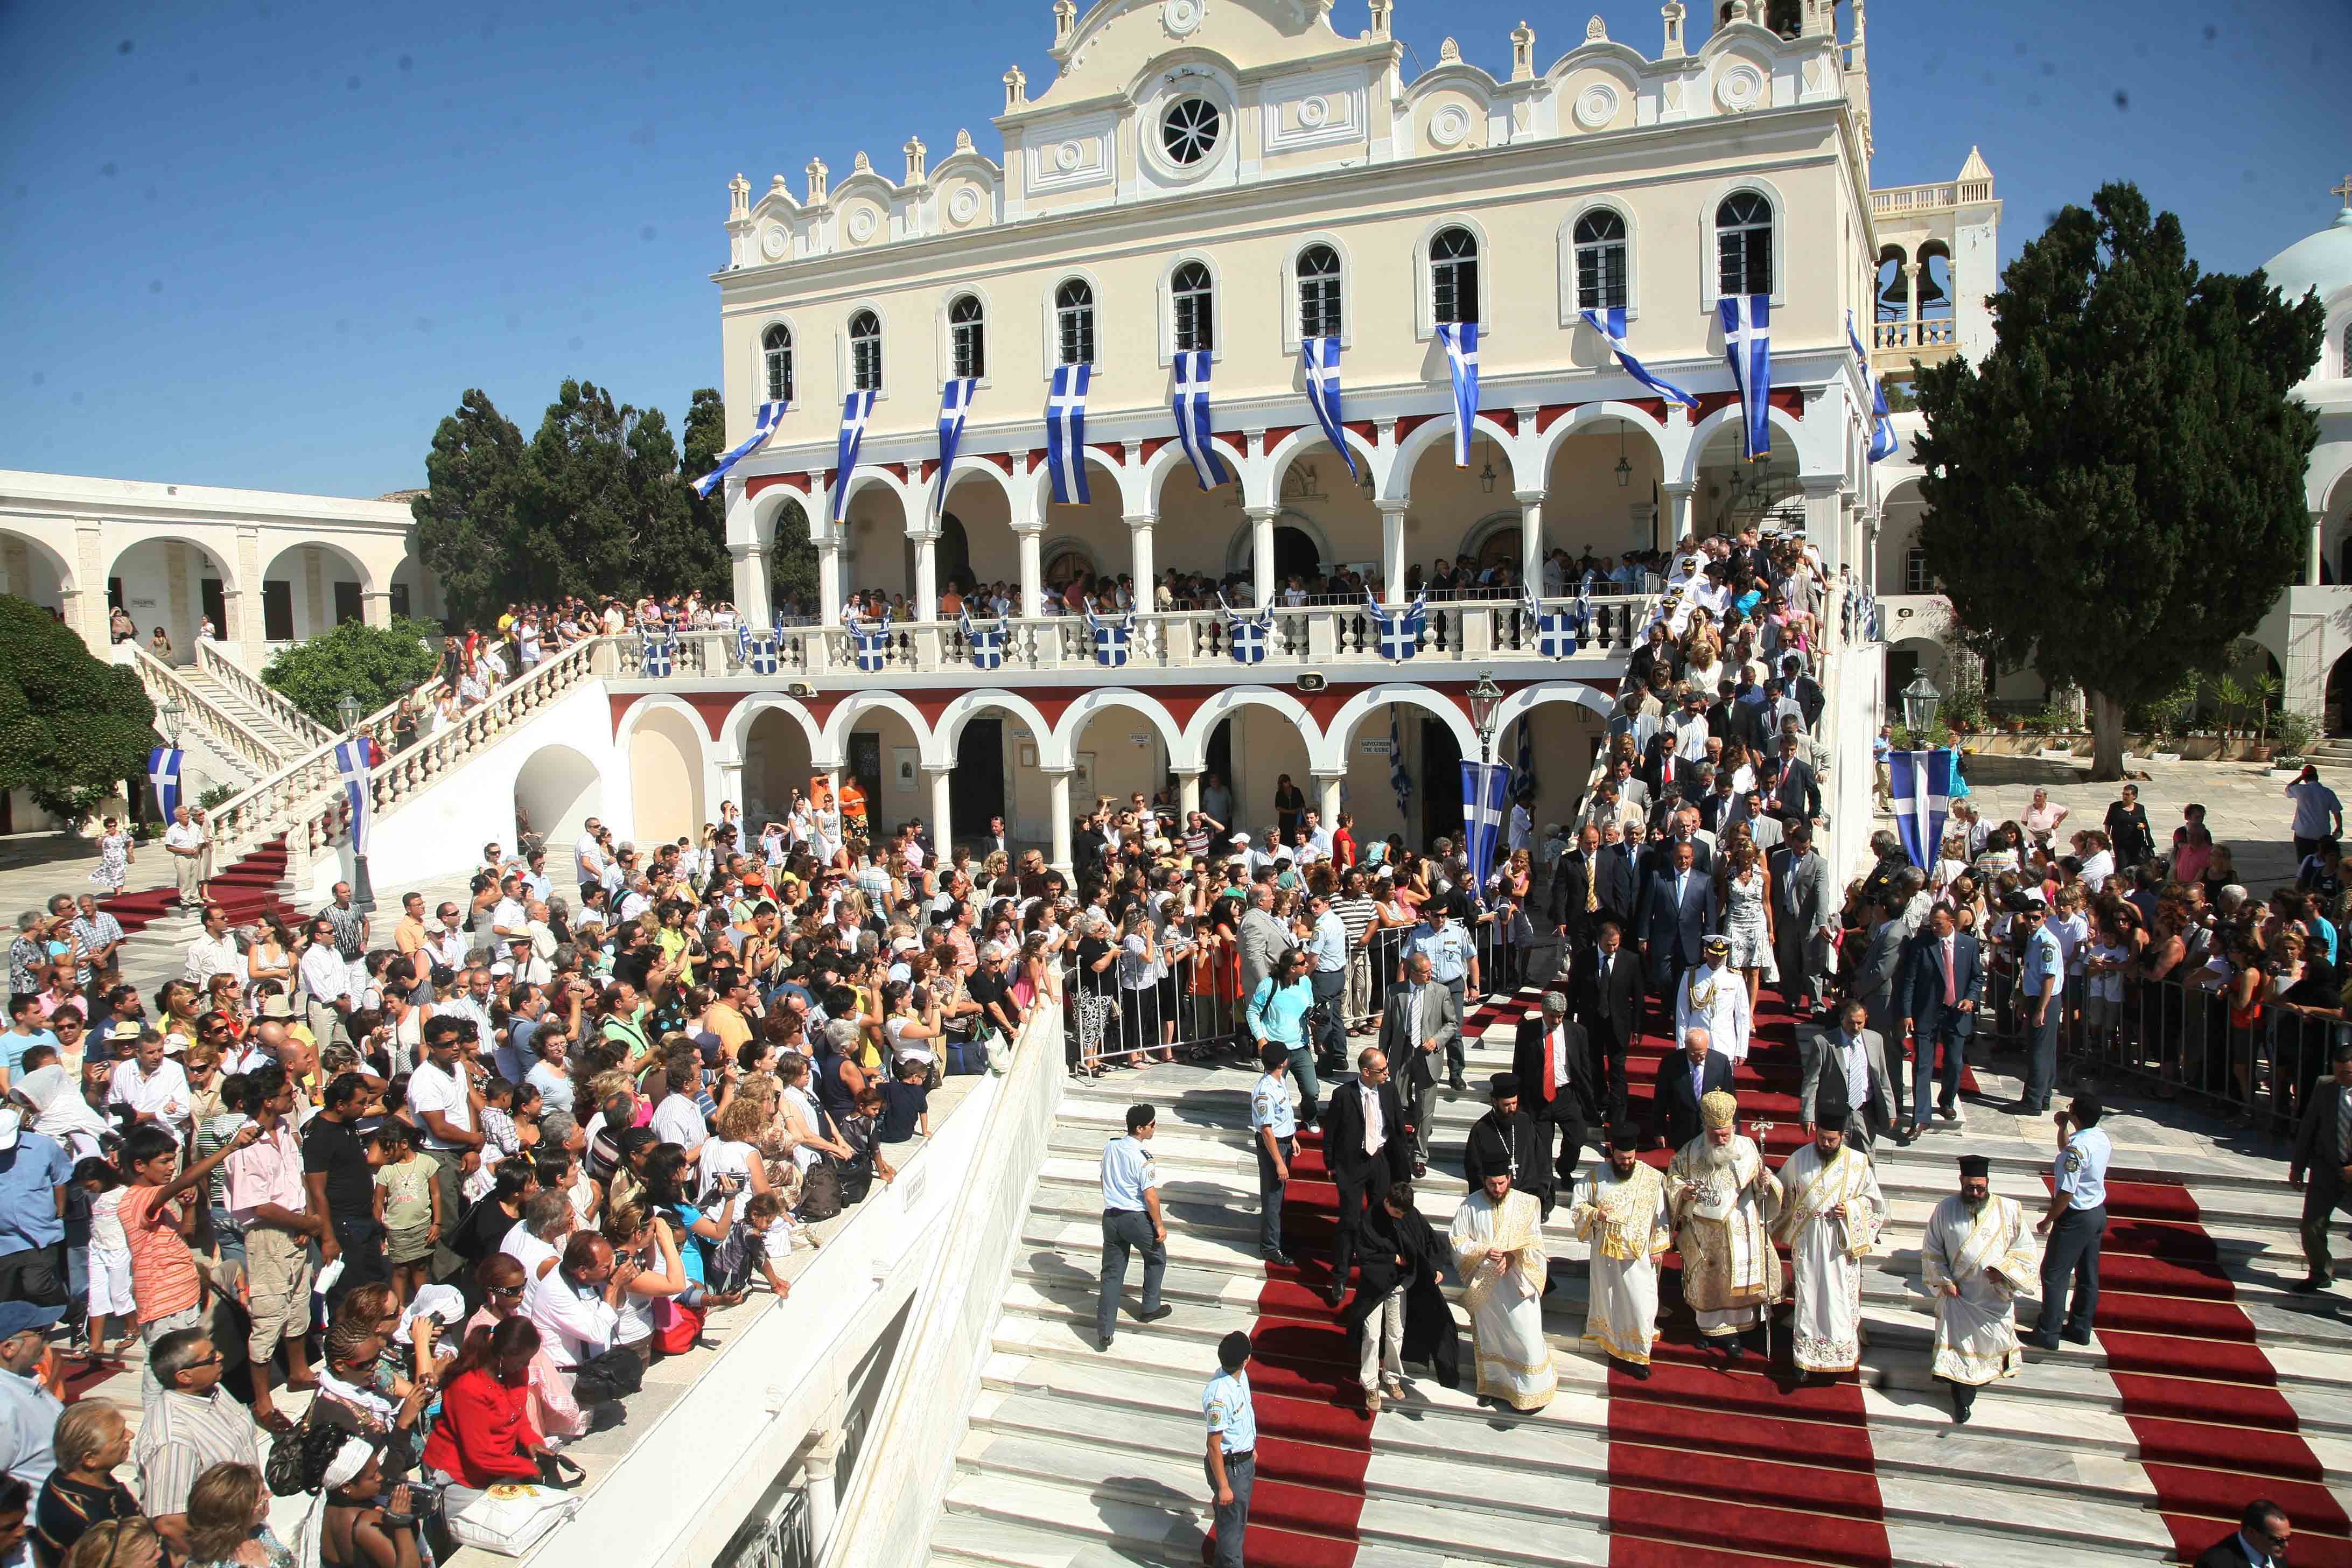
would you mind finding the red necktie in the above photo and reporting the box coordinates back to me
[1942,939,1958,1006]
[1544,1027,1559,1099]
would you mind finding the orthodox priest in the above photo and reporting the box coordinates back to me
[1461,1074,1556,1216]
[1920,1153,2039,1423]
[1770,1081,1889,1378]
[1449,1158,1556,1411]
[1666,1089,1782,1357]
[1675,936,1753,1062]
[1566,1125,1672,1378]
[1346,1179,1460,1405]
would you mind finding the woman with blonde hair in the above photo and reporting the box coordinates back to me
[180,1464,286,1568]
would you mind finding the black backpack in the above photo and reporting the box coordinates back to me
[798,1160,844,1222]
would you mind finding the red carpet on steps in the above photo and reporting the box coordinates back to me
[2059,1175,2352,1565]
[1608,986,1894,1567]
[96,836,297,934]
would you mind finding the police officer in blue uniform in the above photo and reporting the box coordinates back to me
[1097,1102,1173,1350]
[2026,1090,2110,1349]
[1201,1329,1257,1568]
[1250,1044,1298,1266]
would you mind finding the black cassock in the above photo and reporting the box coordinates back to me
[1460,1108,1557,1216]
[1346,1197,1461,1389]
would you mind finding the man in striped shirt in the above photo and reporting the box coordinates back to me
[1332,871,1378,1031]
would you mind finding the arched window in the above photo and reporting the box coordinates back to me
[761,324,794,404]
[1055,278,1096,366]
[1431,226,1479,326]
[849,310,883,392]
[1297,244,1342,340]
[2341,322,2352,379]
[1572,211,1628,312]
[1716,191,1774,297]
[949,295,985,379]
[1172,261,1214,353]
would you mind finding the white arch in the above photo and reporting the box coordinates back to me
[745,481,819,551]
[820,691,934,769]
[0,527,78,596]
[1223,509,1333,577]
[1027,446,1137,521]
[2307,445,2352,516]
[1676,401,1811,485]
[1142,435,1248,509]
[1184,686,1325,773]
[928,688,1056,771]
[1261,424,1384,510]
[1489,681,1616,745]
[512,744,605,849]
[934,456,1023,520]
[104,532,241,596]
[1047,688,1189,772]
[1318,684,1479,774]
[1534,400,1675,474]
[719,695,821,768]
[261,536,379,596]
[613,692,716,753]
[1382,412,1526,502]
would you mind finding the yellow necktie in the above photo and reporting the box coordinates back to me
[1585,857,1600,914]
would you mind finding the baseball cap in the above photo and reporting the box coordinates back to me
[0,1107,19,1151]
[0,1299,65,1338]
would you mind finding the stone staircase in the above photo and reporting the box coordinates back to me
[926,1021,2352,1568]
[181,645,333,759]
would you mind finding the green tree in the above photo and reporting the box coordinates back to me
[0,596,156,821]
[768,498,821,615]
[1912,182,2323,780]
[628,403,728,600]
[261,618,444,728]
[518,379,638,605]
[412,390,527,628]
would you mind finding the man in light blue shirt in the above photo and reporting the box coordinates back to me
[2288,765,2343,860]
[2016,894,2066,1115]
[1096,1103,1171,1350]
[1249,1046,1297,1265]
[2026,1091,2110,1352]
[1304,893,1350,1074]
[1405,899,1478,1090]
[1201,1331,1257,1568]
[0,1298,67,1487]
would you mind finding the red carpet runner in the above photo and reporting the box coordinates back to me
[1609,985,1894,1566]
[2062,1173,2352,1566]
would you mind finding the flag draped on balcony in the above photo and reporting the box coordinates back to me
[960,611,1005,671]
[1718,295,1773,459]
[1459,759,1512,902]
[1046,363,1092,505]
[1846,312,1901,464]
[1435,322,1480,467]
[1171,351,1229,489]
[1364,592,1428,661]
[1524,582,1589,659]
[640,627,676,678]
[1216,593,1271,665]
[1581,307,1697,409]
[333,739,373,858]
[830,391,877,523]
[1084,606,1133,667]
[1388,706,1411,820]
[1300,337,1357,479]
[693,400,790,499]
[846,610,892,673]
[146,746,183,821]
[736,624,780,676]
[1514,714,1538,807]
[931,377,978,522]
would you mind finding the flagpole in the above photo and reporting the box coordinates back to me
[334,698,377,917]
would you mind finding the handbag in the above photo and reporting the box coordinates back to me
[568,1344,645,1405]
[448,1484,580,1556]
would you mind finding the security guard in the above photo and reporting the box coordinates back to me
[2026,1090,2110,1349]
[1096,1102,1172,1351]
[1305,891,1353,1076]
[1406,896,1479,1091]
[1202,1329,1257,1568]
[1250,1044,1298,1266]
[2015,891,2066,1114]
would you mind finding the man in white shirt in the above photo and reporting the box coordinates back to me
[525,1234,635,1371]
[162,806,208,905]
[489,877,531,944]
[575,825,607,894]
[647,1055,709,1157]
[109,1031,193,1135]
[436,968,496,1041]
[299,918,353,1050]
[408,1017,485,1276]
[183,906,243,989]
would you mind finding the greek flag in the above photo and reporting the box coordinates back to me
[1216,593,1271,664]
[736,624,779,676]
[830,390,877,523]
[960,611,1005,671]
[1888,747,1956,870]
[1525,589,1586,659]
[1300,337,1357,479]
[1366,592,1427,662]
[1718,295,1773,459]
[333,738,372,858]
[640,628,676,678]
[1514,712,1537,806]
[846,611,892,674]
[1846,312,1901,463]
[1085,607,1133,667]
[146,746,184,821]
[931,377,978,522]
[1580,307,1697,409]
[692,399,790,498]
[1389,706,1412,819]
[1171,351,1230,489]
[1045,362,1092,505]
[1459,759,1513,904]
[1436,322,1480,467]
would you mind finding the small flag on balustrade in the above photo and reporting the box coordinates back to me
[640,629,676,678]
[1086,607,1133,667]
[1581,307,1697,409]
[1847,312,1901,464]
[333,739,372,858]
[1217,593,1271,664]
[1458,759,1513,903]
[736,625,780,676]
[146,746,183,822]
[1300,337,1357,479]
[1718,295,1773,459]
[1046,363,1092,506]
[960,611,1005,671]
[1525,589,1586,659]
[1436,322,1480,467]
[846,612,892,674]
[1171,351,1230,491]
[1365,592,1428,662]
[830,391,877,523]
[693,400,790,498]
[932,377,978,522]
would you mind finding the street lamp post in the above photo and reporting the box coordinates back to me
[335,693,376,915]
[156,698,186,747]
[1467,669,1505,764]
[1899,672,1941,738]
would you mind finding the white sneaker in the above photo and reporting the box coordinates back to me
[1382,1377,1407,1401]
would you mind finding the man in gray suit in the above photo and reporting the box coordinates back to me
[1380,953,1461,1175]
[2290,1041,2352,1291]
[1801,998,1896,1148]
[1770,823,1836,1017]
[1848,897,1909,1042]
[1237,884,1290,1034]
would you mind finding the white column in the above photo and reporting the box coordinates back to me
[1514,489,1545,594]
[1906,263,1921,342]
[1862,509,1884,594]
[1377,500,1410,605]
[803,1430,843,1555]
[911,529,939,621]
[1245,506,1279,607]
[233,523,262,667]
[1125,514,1157,604]
[1801,478,1845,578]
[2311,509,2327,587]
[716,761,744,817]
[732,542,772,628]
[924,764,955,850]
[361,590,392,629]
[1660,481,1696,547]
[817,540,844,622]
[1313,771,1345,829]
[1046,768,1075,875]
[1177,768,1202,818]
[1016,527,1045,619]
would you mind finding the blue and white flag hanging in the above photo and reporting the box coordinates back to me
[1365,592,1428,662]
[1581,307,1698,409]
[1846,313,1901,464]
[846,611,892,674]
[1171,351,1230,490]
[1435,322,1480,468]
[1459,759,1513,901]
[640,628,676,678]
[1216,593,1272,665]
[1514,711,1538,806]
[959,611,1005,671]
[693,400,790,499]
[1525,587,1587,659]
[1084,607,1133,667]
[1300,337,1357,480]
[930,377,978,522]
[146,746,184,822]
[1888,747,1956,870]
[1045,362,1092,506]
[1388,705,1411,820]
[829,390,878,523]
[332,738,373,859]
[1718,295,1773,459]
[736,624,780,676]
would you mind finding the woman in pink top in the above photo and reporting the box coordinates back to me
[2021,788,2070,849]
[464,1255,590,1438]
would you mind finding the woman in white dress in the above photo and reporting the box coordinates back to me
[1719,838,1779,1007]
[89,816,135,895]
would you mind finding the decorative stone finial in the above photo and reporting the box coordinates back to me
[806,156,829,204]
[904,136,927,183]
[851,150,871,174]
[1510,21,1536,80]
[1368,0,1392,40]
[1052,0,1076,49]
[1661,0,1685,58]
[1586,14,1607,41]
[727,172,750,220]
[1728,0,1751,21]
[1004,64,1028,111]
[771,173,789,196]
[1438,36,1461,62]
[955,127,975,153]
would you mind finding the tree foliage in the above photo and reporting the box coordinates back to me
[1912,181,2323,780]
[412,390,528,630]
[768,498,821,614]
[0,596,157,820]
[261,618,444,728]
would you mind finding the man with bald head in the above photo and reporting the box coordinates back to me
[1319,1048,1413,1309]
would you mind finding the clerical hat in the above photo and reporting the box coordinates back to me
[1812,1073,1851,1131]
[1489,1073,1520,1100]
[1607,1124,1642,1151]
[1467,1116,1516,1172]
[1957,1154,1992,1179]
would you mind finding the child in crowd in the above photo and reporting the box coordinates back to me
[372,1120,442,1304]
[73,1157,133,1368]
[877,1057,931,1147]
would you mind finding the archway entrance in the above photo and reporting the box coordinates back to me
[2327,650,2352,737]
[513,745,604,853]
[626,708,706,846]
[744,707,816,825]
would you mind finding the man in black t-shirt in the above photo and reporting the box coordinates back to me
[302,1073,386,1307]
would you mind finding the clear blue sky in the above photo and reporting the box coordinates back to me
[2,0,2343,499]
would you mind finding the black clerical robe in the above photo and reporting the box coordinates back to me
[1461,1107,1556,1215]
[1347,1196,1461,1389]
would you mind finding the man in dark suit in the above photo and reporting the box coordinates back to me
[1765,733,1822,824]
[1640,729,1693,801]
[1511,990,1597,1189]
[1781,655,1825,733]
[1593,827,1641,934]
[2289,1042,2352,1292]
[1574,919,1645,1126]
[1548,824,1605,950]
[1321,1047,1413,1306]
[2193,1500,2293,1566]
[1651,1025,1737,1151]
[1769,824,1835,1017]
[1898,902,1984,1137]
[1639,838,1716,995]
